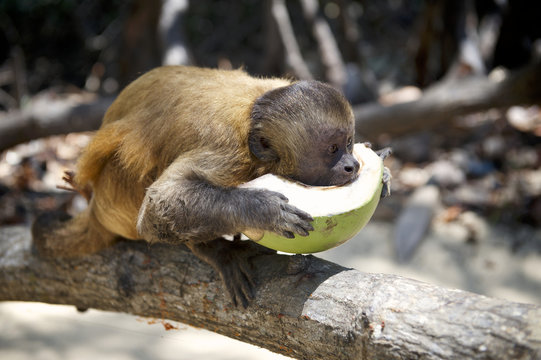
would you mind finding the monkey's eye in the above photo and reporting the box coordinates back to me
[347,137,353,149]
[328,144,338,154]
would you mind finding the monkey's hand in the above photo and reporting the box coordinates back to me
[245,189,314,239]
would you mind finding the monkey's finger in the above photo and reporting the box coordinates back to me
[282,203,313,222]
[288,211,314,231]
[296,219,315,236]
[282,215,314,236]
[238,262,256,296]
[219,267,243,307]
[239,261,256,289]
[238,289,249,308]
[233,275,252,308]
[293,222,314,237]
[224,280,238,307]
[279,208,314,237]
[222,261,255,308]
[294,208,314,222]
[232,285,250,308]
[239,276,255,306]
[296,211,314,222]
[281,231,295,238]
[266,190,289,203]
[292,227,309,237]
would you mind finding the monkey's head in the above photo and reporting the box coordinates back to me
[249,80,359,186]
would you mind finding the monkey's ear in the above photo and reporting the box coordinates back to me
[248,132,279,161]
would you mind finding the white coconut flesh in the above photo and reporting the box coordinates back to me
[239,143,384,254]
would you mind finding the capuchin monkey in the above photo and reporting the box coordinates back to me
[32,66,362,307]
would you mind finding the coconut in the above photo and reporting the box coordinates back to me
[240,143,384,254]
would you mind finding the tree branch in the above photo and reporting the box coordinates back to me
[355,61,541,140]
[158,0,193,66]
[2,62,540,153]
[0,93,113,153]
[1,226,540,359]
[270,0,313,80]
[299,0,347,89]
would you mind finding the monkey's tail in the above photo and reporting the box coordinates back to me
[32,207,116,258]
[75,122,128,187]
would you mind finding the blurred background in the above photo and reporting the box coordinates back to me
[1,0,540,359]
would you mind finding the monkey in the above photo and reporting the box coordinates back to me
[32,66,361,307]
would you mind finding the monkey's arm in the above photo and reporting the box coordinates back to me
[136,150,313,306]
[136,151,314,243]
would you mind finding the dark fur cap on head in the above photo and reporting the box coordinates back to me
[248,80,354,172]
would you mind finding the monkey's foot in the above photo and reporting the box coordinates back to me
[376,147,392,160]
[376,147,392,198]
[186,238,264,308]
[381,167,392,198]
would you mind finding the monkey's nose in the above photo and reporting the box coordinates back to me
[344,159,360,174]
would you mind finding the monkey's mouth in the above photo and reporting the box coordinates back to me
[289,172,360,189]
[327,172,360,187]
[339,172,360,186]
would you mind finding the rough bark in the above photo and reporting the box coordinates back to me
[1,226,540,360]
[355,61,541,140]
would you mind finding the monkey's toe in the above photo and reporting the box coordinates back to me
[376,147,393,160]
[381,166,392,198]
[222,262,255,308]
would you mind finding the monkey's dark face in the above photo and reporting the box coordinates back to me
[292,126,359,186]
[249,80,358,186]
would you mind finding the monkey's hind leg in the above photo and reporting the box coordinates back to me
[32,207,117,258]
[185,238,266,308]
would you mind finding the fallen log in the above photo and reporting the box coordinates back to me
[2,62,540,152]
[1,225,540,359]
[0,94,113,152]
[354,61,541,140]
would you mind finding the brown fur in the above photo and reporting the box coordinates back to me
[74,67,291,242]
[33,66,358,306]
[78,67,290,186]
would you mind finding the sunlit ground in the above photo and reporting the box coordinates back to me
[0,301,289,360]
